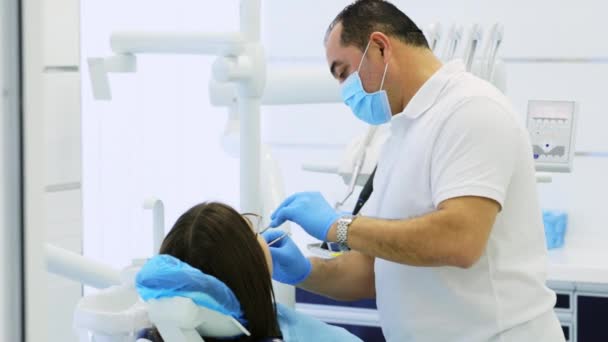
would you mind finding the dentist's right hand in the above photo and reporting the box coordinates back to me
[262,230,312,285]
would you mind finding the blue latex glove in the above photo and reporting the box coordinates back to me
[269,192,340,241]
[262,230,312,285]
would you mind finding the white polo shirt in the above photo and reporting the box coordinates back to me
[362,61,564,341]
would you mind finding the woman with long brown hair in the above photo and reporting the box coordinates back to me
[137,201,362,341]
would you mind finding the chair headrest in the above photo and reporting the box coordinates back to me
[146,296,250,338]
[136,255,251,338]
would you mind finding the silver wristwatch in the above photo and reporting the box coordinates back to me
[336,215,356,248]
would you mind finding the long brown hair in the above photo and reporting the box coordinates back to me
[153,202,281,341]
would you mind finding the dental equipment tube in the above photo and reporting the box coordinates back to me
[441,24,462,62]
[463,24,483,72]
[483,23,504,81]
[424,23,442,54]
[335,127,378,209]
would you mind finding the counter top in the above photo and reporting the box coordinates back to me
[296,226,608,285]
[547,245,608,285]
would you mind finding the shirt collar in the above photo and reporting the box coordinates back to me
[391,60,465,123]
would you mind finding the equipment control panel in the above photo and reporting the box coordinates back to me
[527,100,578,173]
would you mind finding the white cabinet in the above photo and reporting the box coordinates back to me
[548,281,608,342]
[575,284,608,342]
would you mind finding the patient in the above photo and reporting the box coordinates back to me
[138,201,361,342]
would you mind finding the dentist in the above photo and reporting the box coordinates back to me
[263,0,564,341]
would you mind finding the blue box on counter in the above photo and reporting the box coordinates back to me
[543,210,568,250]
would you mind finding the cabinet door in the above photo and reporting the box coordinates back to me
[560,323,572,342]
[577,293,608,342]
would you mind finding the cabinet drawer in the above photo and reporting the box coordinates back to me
[555,291,573,311]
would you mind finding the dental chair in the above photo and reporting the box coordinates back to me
[74,284,150,342]
[73,265,250,342]
[73,254,362,342]
[74,290,249,342]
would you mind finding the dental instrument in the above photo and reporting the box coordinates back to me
[334,126,378,210]
[267,231,291,247]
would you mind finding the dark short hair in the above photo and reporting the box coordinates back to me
[327,0,429,50]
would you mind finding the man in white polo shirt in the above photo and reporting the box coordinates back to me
[261,0,564,341]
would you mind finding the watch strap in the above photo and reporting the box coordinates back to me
[336,215,355,247]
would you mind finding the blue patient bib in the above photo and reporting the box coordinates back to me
[276,304,362,342]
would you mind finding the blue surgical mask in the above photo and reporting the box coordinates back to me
[340,40,392,125]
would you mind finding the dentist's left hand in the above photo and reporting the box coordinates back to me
[269,192,340,241]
